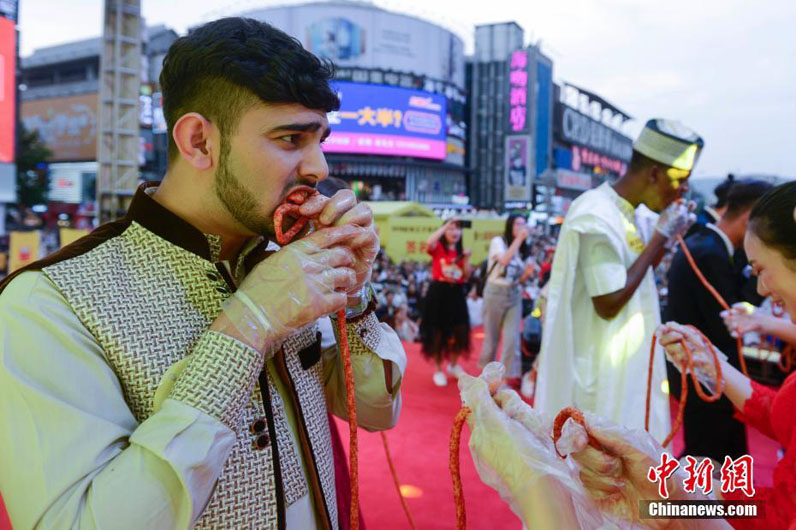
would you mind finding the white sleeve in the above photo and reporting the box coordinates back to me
[323,312,406,431]
[487,237,506,279]
[488,237,505,264]
[577,232,628,297]
[0,272,262,529]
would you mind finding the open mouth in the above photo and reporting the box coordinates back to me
[273,185,319,244]
[280,211,313,240]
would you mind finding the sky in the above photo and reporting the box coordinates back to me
[16,0,796,179]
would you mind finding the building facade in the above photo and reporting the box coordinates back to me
[242,2,469,207]
[545,82,634,215]
[18,25,178,228]
[466,22,553,211]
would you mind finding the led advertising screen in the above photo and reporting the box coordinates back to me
[324,81,447,160]
[0,16,15,163]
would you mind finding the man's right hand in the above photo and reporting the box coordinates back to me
[212,224,360,353]
[654,200,696,240]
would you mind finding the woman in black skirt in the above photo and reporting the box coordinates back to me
[420,219,472,386]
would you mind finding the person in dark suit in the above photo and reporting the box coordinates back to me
[685,173,734,239]
[665,179,773,462]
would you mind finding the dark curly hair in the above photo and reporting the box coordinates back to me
[159,17,340,164]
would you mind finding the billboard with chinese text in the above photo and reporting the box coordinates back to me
[324,81,447,160]
[0,16,15,163]
[507,50,529,134]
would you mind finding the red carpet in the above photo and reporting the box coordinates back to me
[335,328,522,530]
[0,328,779,529]
[341,326,780,529]
[0,494,9,530]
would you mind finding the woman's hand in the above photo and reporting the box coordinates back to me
[514,225,531,243]
[721,303,774,338]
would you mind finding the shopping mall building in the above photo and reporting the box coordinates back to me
[239,2,469,207]
[17,0,637,222]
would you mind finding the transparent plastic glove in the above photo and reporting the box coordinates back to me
[216,224,360,353]
[458,365,615,529]
[655,199,697,239]
[570,413,723,530]
[720,302,766,338]
[295,189,380,298]
[657,322,727,394]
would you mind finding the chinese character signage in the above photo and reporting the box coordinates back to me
[572,145,628,176]
[504,136,532,202]
[507,50,529,134]
[0,16,15,163]
[324,81,447,160]
[555,169,593,191]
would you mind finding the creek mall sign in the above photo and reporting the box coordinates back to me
[555,104,633,162]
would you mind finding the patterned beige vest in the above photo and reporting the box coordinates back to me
[41,218,339,529]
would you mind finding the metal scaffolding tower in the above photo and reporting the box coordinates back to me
[96,0,141,223]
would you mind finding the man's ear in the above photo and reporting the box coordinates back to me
[648,164,663,185]
[171,112,216,170]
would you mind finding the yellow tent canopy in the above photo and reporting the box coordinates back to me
[364,201,502,264]
[365,201,436,220]
[365,201,440,262]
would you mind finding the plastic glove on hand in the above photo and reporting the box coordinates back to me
[288,189,379,298]
[217,224,360,352]
[655,199,697,240]
[720,302,761,338]
[458,365,609,529]
[657,322,726,393]
[570,412,699,529]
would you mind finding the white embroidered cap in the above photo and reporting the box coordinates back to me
[633,118,705,171]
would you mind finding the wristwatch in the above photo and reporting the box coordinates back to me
[345,283,377,321]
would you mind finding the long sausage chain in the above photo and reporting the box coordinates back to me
[450,407,471,530]
[273,187,360,530]
[675,235,748,377]
[645,326,724,448]
[551,407,603,458]
[641,235,738,448]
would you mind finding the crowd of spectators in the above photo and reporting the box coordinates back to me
[369,229,559,343]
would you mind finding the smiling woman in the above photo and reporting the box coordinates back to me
[745,181,796,317]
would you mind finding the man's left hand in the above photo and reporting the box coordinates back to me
[298,189,379,296]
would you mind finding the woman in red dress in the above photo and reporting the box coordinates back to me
[419,219,471,387]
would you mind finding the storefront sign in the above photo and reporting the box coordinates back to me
[9,230,39,272]
[507,50,529,133]
[555,103,633,162]
[555,169,593,191]
[572,145,628,176]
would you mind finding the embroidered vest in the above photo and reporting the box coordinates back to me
[42,221,338,529]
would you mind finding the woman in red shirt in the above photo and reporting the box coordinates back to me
[420,219,471,387]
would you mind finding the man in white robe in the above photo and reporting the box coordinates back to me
[536,118,705,443]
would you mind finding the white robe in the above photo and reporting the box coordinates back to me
[535,183,671,443]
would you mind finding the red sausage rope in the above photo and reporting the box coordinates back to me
[273,187,361,530]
